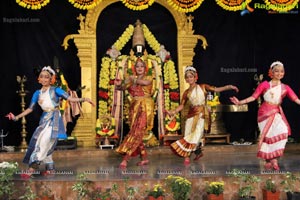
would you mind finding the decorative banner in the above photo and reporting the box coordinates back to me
[68,0,102,10]
[121,0,155,11]
[16,0,50,10]
[216,0,252,11]
[264,0,299,12]
[167,0,205,13]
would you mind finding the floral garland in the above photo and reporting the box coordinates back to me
[142,24,161,53]
[113,25,134,51]
[166,0,205,13]
[215,0,252,11]
[121,0,155,11]
[264,0,299,12]
[16,0,50,10]
[163,59,180,132]
[68,0,102,10]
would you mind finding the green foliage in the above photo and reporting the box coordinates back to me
[206,181,224,195]
[18,182,38,200]
[228,168,261,198]
[280,172,300,193]
[264,177,277,192]
[72,173,92,200]
[147,184,165,198]
[0,162,19,199]
[165,175,191,200]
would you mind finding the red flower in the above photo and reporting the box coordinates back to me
[163,84,170,89]
[98,90,109,100]
[169,92,180,101]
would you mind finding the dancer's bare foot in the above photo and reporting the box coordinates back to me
[119,160,127,169]
[271,159,280,170]
[20,167,35,179]
[184,157,190,165]
[137,160,149,166]
[264,162,272,170]
[42,170,55,176]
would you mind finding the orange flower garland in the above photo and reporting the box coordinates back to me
[215,0,252,11]
[16,0,50,10]
[121,0,155,11]
[68,0,102,10]
[167,0,205,13]
[264,0,299,12]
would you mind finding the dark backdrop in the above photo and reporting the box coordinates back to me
[1,0,299,146]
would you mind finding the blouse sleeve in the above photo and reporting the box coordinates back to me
[55,87,69,100]
[28,90,40,110]
[285,84,299,102]
[251,81,269,99]
[180,89,189,106]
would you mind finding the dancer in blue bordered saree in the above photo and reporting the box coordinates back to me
[6,66,94,178]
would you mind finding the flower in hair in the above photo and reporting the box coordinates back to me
[42,66,56,76]
[270,61,283,69]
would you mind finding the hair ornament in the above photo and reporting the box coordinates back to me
[185,65,197,73]
[270,61,284,69]
[42,66,56,76]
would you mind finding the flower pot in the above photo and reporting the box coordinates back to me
[287,192,300,200]
[262,189,280,200]
[239,197,256,200]
[148,196,164,200]
[36,196,55,200]
[207,193,224,200]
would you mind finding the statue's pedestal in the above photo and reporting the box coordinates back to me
[204,104,248,145]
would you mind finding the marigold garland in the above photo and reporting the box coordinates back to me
[167,0,205,13]
[16,0,50,10]
[121,0,155,11]
[215,0,252,11]
[264,0,299,12]
[68,0,102,10]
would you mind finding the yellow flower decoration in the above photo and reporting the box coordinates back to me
[264,0,298,12]
[167,0,205,13]
[215,0,252,11]
[16,0,50,10]
[113,25,134,51]
[68,0,102,10]
[142,24,161,53]
[121,0,155,11]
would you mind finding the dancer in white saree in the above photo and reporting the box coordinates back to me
[230,61,300,170]
[6,66,94,178]
[166,66,238,165]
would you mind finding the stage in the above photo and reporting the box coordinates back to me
[1,143,300,200]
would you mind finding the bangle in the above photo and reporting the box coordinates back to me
[14,116,19,122]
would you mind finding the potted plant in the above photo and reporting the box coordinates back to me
[19,182,38,200]
[262,177,280,200]
[165,175,191,200]
[0,161,19,200]
[280,172,300,200]
[146,183,165,200]
[205,181,224,200]
[37,184,54,200]
[72,173,92,200]
[229,169,261,200]
[91,186,112,200]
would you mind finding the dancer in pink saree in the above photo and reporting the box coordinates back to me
[230,61,300,170]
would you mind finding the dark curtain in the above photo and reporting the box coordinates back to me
[1,0,299,146]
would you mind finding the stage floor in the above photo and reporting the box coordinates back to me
[1,143,300,200]
[1,143,300,181]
